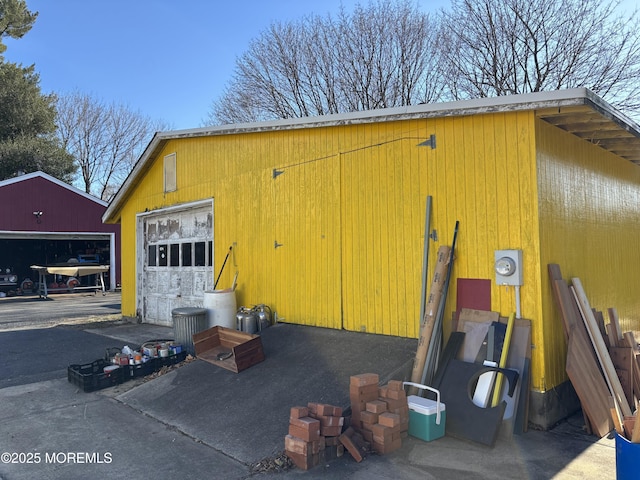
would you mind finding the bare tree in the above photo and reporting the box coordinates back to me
[437,0,640,115]
[56,92,165,201]
[207,0,443,124]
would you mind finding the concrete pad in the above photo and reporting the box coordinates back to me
[0,300,620,479]
[0,379,248,480]
[116,322,416,465]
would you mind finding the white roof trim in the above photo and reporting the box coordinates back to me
[103,88,640,223]
[0,171,107,207]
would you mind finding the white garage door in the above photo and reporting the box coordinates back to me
[139,202,213,325]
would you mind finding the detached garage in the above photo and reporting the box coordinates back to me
[0,171,120,292]
[103,88,640,429]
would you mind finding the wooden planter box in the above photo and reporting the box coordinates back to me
[193,326,265,373]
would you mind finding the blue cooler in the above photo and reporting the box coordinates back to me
[403,382,446,441]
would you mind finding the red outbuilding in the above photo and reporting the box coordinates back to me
[0,171,120,294]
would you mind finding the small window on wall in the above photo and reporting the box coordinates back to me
[170,244,180,267]
[164,153,177,193]
[148,245,157,266]
[182,243,192,266]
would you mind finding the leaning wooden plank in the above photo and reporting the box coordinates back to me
[623,332,639,352]
[566,332,613,437]
[548,264,608,433]
[609,347,634,409]
[621,334,640,405]
[548,264,582,341]
[608,308,624,347]
[605,323,615,350]
[610,396,624,435]
[571,278,632,418]
[632,410,640,443]
[409,246,450,394]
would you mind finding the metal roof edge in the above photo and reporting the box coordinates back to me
[103,88,637,223]
[159,88,597,138]
[581,88,640,136]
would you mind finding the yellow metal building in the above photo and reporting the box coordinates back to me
[104,89,640,428]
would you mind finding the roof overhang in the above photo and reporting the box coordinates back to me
[103,88,640,223]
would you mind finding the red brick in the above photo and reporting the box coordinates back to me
[290,416,321,431]
[366,400,388,414]
[321,425,343,437]
[371,423,392,441]
[284,435,322,455]
[383,398,407,410]
[360,410,379,425]
[317,415,344,427]
[350,383,379,399]
[339,430,363,462]
[385,388,407,401]
[288,419,320,442]
[378,412,400,428]
[350,373,379,387]
[290,406,309,419]
[387,380,404,391]
[308,402,337,416]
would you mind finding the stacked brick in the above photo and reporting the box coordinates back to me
[285,402,367,470]
[285,406,323,470]
[349,374,409,455]
[284,375,408,470]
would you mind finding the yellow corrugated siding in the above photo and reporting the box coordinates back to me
[339,121,427,337]
[537,118,640,390]
[117,111,547,382]
[422,111,543,389]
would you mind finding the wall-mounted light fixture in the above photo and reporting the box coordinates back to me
[33,211,43,224]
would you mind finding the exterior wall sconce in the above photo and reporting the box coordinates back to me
[33,211,43,223]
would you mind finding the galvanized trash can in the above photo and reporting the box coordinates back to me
[172,307,208,356]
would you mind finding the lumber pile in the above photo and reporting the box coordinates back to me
[548,264,640,439]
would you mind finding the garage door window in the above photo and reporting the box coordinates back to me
[158,244,168,266]
[182,243,192,266]
[170,244,180,267]
[148,245,157,266]
[146,241,213,268]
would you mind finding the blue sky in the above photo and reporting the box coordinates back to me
[3,0,636,131]
[5,0,435,130]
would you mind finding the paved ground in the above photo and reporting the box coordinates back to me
[0,293,622,479]
[0,292,121,330]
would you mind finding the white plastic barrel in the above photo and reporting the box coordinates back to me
[203,289,237,329]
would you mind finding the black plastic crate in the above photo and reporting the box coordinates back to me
[157,351,187,367]
[124,358,158,378]
[67,359,125,392]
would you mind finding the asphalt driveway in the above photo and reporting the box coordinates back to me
[0,292,121,330]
